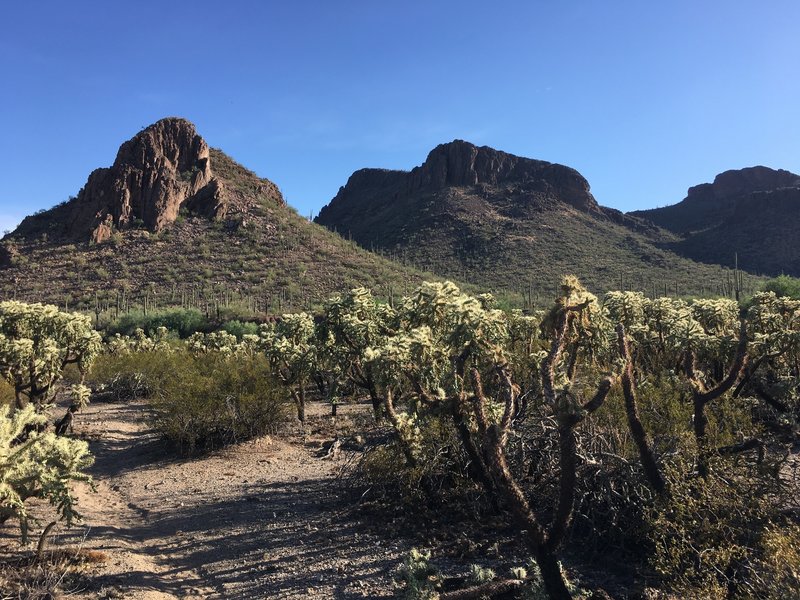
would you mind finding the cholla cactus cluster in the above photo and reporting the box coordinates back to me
[0,301,102,408]
[0,302,99,541]
[0,403,93,540]
[3,280,799,594]
[106,326,172,355]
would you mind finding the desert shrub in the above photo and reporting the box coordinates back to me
[646,459,796,599]
[216,304,259,323]
[157,352,289,453]
[105,308,208,338]
[359,416,472,506]
[221,319,259,339]
[110,350,290,453]
[755,523,800,594]
[0,547,103,599]
[761,274,800,300]
[90,351,167,401]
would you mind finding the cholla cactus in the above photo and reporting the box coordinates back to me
[0,403,93,541]
[187,330,240,355]
[318,287,398,417]
[106,333,133,355]
[400,281,509,364]
[123,327,173,353]
[748,292,800,358]
[259,313,317,422]
[70,384,91,409]
[0,301,102,409]
[400,548,441,600]
[691,298,739,337]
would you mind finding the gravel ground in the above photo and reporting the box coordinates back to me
[1,398,410,599]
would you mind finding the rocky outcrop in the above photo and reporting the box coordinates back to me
[15,117,228,241]
[631,166,800,276]
[316,140,603,239]
[405,140,599,212]
[689,166,800,202]
[632,166,800,234]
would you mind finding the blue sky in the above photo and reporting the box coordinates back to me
[1,1,798,233]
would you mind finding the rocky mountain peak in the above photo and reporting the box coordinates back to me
[15,117,228,243]
[317,140,601,229]
[687,166,800,202]
[406,140,597,211]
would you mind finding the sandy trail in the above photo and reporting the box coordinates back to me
[21,399,406,599]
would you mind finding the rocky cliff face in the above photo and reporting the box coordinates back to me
[410,140,602,212]
[316,140,608,241]
[632,166,800,234]
[15,118,229,242]
[630,166,800,276]
[689,166,800,202]
[315,140,660,250]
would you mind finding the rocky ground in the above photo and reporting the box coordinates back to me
[0,399,410,599]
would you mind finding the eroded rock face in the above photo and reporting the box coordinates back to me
[407,140,599,212]
[316,139,601,238]
[313,139,637,265]
[19,118,228,242]
[688,166,800,202]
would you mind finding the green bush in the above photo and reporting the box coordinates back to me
[359,415,482,507]
[221,319,260,339]
[646,461,798,599]
[106,308,209,338]
[92,349,290,454]
[90,352,164,401]
[151,351,290,453]
[761,274,800,299]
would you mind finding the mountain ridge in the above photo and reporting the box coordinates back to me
[0,119,435,312]
[631,166,800,276]
[1,123,780,310]
[315,139,748,297]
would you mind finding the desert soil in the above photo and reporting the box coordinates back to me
[1,399,409,599]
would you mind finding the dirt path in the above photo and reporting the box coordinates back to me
[43,399,406,599]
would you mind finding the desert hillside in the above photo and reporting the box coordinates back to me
[0,119,434,312]
[631,166,800,276]
[315,140,759,298]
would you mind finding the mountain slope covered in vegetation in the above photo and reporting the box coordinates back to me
[0,119,433,313]
[631,166,800,276]
[316,140,758,298]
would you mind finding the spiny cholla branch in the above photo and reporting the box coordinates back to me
[684,314,749,477]
[616,324,667,495]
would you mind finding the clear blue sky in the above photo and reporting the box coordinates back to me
[1,1,798,233]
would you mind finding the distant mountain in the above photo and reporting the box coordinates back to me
[315,140,752,297]
[631,167,800,276]
[0,118,430,311]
